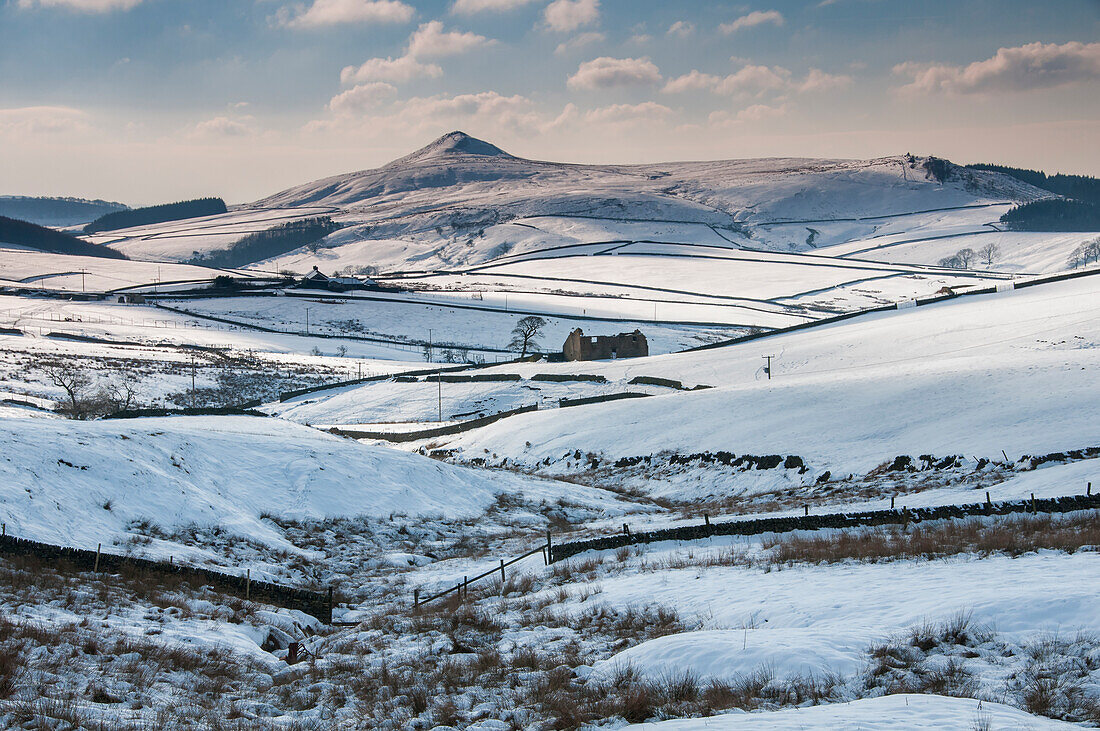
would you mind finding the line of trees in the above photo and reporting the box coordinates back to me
[938,244,998,269]
[967,164,1100,205]
[1068,237,1100,269]
[1000,199,1100,232]
[187,216,338,269]
[0,215,127,259]
[84,197,227,234]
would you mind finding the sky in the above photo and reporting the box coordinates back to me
[1,0,1098,204]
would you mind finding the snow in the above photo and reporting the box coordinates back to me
[0,414,626,563]
[621,694,1078,730]
[439,274,1100,479]
[592,628,863,680]
[0,246,255,292]
[98,134,1065,278]
[565,551,1100,683]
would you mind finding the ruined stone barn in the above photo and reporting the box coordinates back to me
[563,329,648,361]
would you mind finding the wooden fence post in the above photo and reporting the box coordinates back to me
[890,496,895,509]
[93,543,101,573]
[463,575,468,599]
[327,586,334,621]
[1,522,5,538]
[246,569,251,600]
[704,513,710,526]
[546,531,553,564]
[1088,482,1092,496]
[413,588,420,609]
[804,505,809,516]
[1031,493,1036,513]
[499,559,505,584]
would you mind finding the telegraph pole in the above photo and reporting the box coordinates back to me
[428,328,433,362]
[190,355,197,406]
[763,355,774,380]
[80,268,86,293]
[437,367,443,423]
[305,307,310,334]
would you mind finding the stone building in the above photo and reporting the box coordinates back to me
[563,328,648,361]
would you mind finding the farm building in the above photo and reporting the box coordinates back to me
[563,328,648,361]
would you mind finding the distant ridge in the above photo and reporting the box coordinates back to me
[0,196,128,227]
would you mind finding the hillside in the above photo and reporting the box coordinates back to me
[93,132,1057,275]
[0,196,127,227]
[0,215,127,260]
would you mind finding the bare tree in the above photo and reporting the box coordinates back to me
[955,248,977,269]
[938,247,977,270]
[508,316,547,357]
[1067,237,1100,269]
[104,377,140,413]
[40,362,93,417]
[978,243,999,267]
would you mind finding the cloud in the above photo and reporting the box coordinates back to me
[0,106,90,136]
[279,0,414,29]
[554,32,606,55]
[340,55,443,84]
[584,101,672,124]
[664,64,850,97]
[543,0,599,33]
[188,116,257,140]
[667,20,694,38]
[407,20,493,57]
[451,0,537,13]
[709,102,788,126]
[719,9,784,34]
[797,68,852,92]
[328,82,398,115]
[662,70,722,93]
[567,56,661,90]
[16,0,142,11]
[714,64,791,95]
[311,90,550,140]
[894,41,1100,95]
[338,21,489,87]
[735,102,787,121]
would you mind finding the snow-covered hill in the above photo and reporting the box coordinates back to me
[0,414,627,564]
[0,195,127,227]
[95,132,1057,275]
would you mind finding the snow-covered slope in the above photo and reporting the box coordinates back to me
[97,132,1054,274]
[433,273,1100,480]
[623,694,1077,730]
[0,415,625,560]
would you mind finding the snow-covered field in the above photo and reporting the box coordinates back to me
[0,246,256,292]
[0,415,632,570]
[1,134,1098,729]
[622,695,1078,730]
[432,273,1100,491]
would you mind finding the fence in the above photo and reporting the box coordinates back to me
[412,543,551,608]
[329,404,539,443]
[0,529,333,623]
[547,492,1100,563]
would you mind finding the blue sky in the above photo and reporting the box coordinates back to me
[1,0,1098,203]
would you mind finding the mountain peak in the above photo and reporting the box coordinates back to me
[396,131,512,164]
